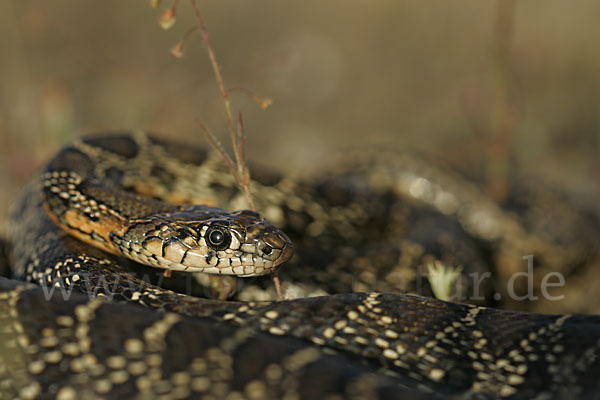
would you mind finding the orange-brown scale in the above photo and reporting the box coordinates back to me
[44,203,127,256]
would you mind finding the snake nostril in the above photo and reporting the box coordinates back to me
[261,246,272,255]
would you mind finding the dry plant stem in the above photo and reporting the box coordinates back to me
[235,112,257,210]
[188,0,281,299]
[272,271,284,301]
[189,0,256,211]
[171,27,199,58]
[196,120,257,211]
[181,26,200,44]
[236,112,246,166]
[196,121,236,174]
[189,0,236,156]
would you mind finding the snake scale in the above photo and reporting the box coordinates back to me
[1,132,599,399]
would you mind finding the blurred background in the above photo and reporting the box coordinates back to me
[0,1,599,311]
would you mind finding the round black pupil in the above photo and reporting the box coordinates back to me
[210,230,224,245]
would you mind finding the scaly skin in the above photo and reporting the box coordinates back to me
[2,132,600,399]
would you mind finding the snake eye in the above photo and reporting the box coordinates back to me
[206,226,232,251]
[261,246,272,255]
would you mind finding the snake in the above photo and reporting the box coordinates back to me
[1,131,600,399]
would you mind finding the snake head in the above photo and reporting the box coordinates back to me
[116,206,294,277]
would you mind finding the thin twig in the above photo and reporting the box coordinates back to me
[189,0,235,160]
[272,271,284,301]
[189,0,256,212]
[171,26,199,58]
[195,120,236,174]
[157,1,283,299]
[236,112,245,163]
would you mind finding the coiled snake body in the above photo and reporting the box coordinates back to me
[1,132,600,399]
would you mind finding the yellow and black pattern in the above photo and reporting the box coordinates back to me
[0,281,421,400]
[3,278,600,399]
[1,132,600,399]
[40,143,293,277]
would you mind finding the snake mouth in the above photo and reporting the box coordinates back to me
[127,241,289,276]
